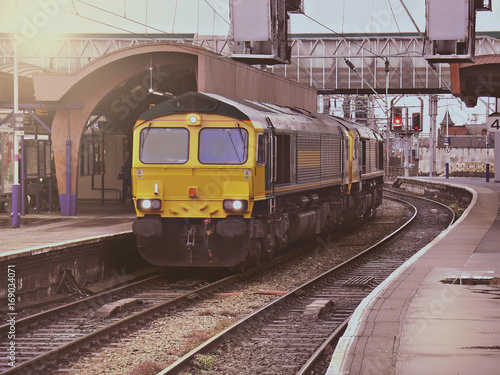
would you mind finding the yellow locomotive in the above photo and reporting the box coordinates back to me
[132,92,384,269]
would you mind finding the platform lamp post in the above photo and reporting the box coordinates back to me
[445,104,450,179]
[385,59,390,179]
[493,98,500,183]
[486,131,490,182]
[11,0,21,228]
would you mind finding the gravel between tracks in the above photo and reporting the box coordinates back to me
[62,199,409,375]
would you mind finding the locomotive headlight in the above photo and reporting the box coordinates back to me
[187,114,202,126]
[138,199,162,211]
[223,199,248,212]
[151,200,162,210]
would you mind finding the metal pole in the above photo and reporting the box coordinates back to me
[486,98,490,182]
[429,95,438,177]
[446,104,449,179]
[11,0,20,228]
[404,134,409,177]
[20,136,25,216]
[385,60,390,179]
[486,134,490,182]
[404,107,409,177]
[495,98,500,183]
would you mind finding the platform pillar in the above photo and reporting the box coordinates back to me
[59,139,77,216]
[495,132,500,183]
[11,184,20,227]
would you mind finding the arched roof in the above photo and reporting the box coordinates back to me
[0,62,50,77]
[33,43,208,102]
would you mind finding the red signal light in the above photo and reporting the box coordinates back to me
[392,107,403,131]
[412,112,421,132]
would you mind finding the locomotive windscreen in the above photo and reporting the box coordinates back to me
[199,128,248,164]
[140,127,189,164]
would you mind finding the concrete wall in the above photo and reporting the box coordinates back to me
[418,146,495,175]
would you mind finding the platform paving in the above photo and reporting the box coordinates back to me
[328,177,500,375]
[0,201,135,257]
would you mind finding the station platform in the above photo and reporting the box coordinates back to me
[328,177,500,375]
[0,201,135,258]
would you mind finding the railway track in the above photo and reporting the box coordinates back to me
[0,192,453,374]
[0,275,217,374]
[156,191,455,375]
[0,216,381,375]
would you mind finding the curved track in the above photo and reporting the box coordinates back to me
[1,191,454,374]
[157,191,455,375]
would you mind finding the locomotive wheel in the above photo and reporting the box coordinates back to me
[232,261,246,273]
[263,247,275,262]
[249,240,262,267]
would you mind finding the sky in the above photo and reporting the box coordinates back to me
[0,0,499,130]
[0,0,498,36]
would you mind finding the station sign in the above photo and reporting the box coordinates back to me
[14,113,25,130]
[444,137,451,146]
[487,113,500,132]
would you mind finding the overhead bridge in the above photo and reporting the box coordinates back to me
[1,32,499,94]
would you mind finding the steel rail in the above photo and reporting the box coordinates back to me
[294,191,457,375]
[0,273,164,336]
[157,196,418,375]
[296,314,352,375]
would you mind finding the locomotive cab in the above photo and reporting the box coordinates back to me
[132,94,265,268]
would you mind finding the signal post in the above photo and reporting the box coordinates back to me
[390,99,423,178]
[487,98,500,182]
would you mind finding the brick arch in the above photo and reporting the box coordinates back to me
[34,43,203,215]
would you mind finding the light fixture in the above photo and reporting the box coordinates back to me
[187,114,202,126]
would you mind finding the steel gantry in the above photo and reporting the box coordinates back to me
[1,32,500,93]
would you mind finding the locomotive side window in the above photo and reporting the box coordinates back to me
[140,127,189,164]
[257,133,267,165]
[199,128,248,164]
[378,141,384,170]
[276,134,291,184]
[361,139,367,174]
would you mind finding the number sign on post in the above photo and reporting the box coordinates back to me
[487,113,500,132]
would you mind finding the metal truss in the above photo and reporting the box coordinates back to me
[0,33,499,94]
[270,34,500,94]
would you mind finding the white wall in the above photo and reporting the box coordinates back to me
[419,146,495,175]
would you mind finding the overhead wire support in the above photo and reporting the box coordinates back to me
[300,10,430,100]
[344,58,387,114]
[394,0,458,101]
[388,0,426,91]
[398,0,425,41]
[73,0,177,37]
[204,0,231,26]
